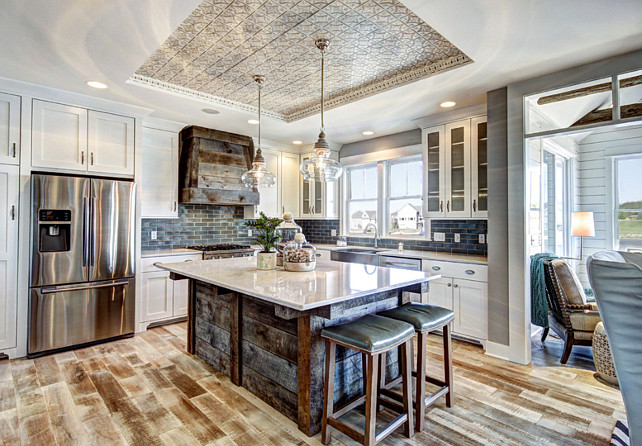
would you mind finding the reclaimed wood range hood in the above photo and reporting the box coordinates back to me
[179,126,260,206]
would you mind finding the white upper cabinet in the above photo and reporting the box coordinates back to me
[422,116,486,219]
[0,92,20,165]
[32,100,87,171]
[141,127,179,218]
[281,152,300,217]
[0,164,19,350]
[257,148,281,217]
[471,116,488,218]
[32,100,134,177]
[88,111,134,176]
[300,151,338,219]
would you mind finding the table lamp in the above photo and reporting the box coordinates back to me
[571,211,595,260]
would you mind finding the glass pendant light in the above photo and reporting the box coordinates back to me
[242,75,277,188]
[299,39,343,182]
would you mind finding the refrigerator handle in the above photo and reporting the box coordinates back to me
[91,197,96,267]
[83,197,89,267]
[40,279,130,294]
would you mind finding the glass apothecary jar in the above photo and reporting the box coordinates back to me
[283,233,316,272]
[276,212,302,266]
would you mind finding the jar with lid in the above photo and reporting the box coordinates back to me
[283,233,317,272]
[276,212,302,266]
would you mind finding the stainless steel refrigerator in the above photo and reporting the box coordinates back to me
[29,174,136,356]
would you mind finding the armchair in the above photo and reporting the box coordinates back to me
[541,258,601,364]
[588,250,642,446]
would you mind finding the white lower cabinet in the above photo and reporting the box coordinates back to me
[0,164,19,351]
[140,253,201,326]
[423,260,488,343]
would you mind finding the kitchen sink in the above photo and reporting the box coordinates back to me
[331,247,388,265]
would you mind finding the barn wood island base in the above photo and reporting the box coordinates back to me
[156,257,439,436]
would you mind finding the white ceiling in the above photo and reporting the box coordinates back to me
[1,0,641,147]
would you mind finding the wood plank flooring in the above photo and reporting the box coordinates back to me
[0,323,623,445]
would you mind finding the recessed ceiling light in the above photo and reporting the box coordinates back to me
[292,140,303,145]
[201,108,220,114]
[440,101,456,108]
[86,80,108,89]
[248,119,260,125]
[362,130,374,136]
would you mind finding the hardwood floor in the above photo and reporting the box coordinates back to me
[0,323,623,445]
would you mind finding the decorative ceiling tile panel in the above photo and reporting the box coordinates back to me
[130,0,472,122]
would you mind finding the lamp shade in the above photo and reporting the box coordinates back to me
[571,212,595,237]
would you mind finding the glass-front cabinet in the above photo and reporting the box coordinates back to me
[300,152,338,219]
[471,117,488,218]
[422,116,487,219]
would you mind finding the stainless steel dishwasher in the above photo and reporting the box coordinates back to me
[378,255,426,302]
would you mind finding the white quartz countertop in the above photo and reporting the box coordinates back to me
[155,256,440,311]
[313,244,487,265]
[141,248,202,258]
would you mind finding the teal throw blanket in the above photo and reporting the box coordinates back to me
[530,253,558,328]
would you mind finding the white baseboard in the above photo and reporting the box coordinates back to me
[484,341,511,361]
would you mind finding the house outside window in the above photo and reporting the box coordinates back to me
[387,157,424,237]
[345,164,378,234]
[614,155,642,251]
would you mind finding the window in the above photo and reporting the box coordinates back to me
[387,158,424,236]
[614,156,642,251]
[346,165,378,234]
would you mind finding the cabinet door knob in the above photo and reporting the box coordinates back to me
[447,282,452,287]
[473,199,476,212]
[11,142,16,158]
[454,284,459,288]
[432,266,441,271]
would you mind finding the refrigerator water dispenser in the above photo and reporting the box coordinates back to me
[38,209,71,252]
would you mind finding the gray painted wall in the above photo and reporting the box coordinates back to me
[487,87,510,346]
[340,129,421,158]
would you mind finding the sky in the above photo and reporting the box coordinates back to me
[618,157,642,204]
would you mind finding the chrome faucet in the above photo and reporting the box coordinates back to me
[363,222,379,248]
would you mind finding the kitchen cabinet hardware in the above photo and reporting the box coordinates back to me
[473,199,476,212]
[81,151,85,164]
[11,143,16,158]
[447,282,452,287]
[90,152,94,165]
[432,266,441,271]
[440,201,443,212]
[447,200,450,212]
[465,269,475,275]
[454,284,459,288]
[10,205,15,220]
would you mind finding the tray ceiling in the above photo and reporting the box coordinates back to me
[131,0,472,122]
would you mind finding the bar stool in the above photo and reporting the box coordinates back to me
[377,303,455,432]
[321,314,415,446]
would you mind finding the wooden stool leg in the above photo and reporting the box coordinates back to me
[401,339,414,438]
[322,341,336,445]
[377,353,385,412]
[415,332,427,432]
[443,323,453,407]
[364,352,379,446]
[361,353,368,395]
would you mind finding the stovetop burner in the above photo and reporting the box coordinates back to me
[187,244,252,252]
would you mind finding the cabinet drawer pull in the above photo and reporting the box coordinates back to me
[431,266,441,271]
[11,142,16,158]
[184,259,193,262]
[465,269,475,275]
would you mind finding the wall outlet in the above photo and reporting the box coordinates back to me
[331,229,337,237]
[479,233,486,244]
[150,231,157,240]
[247,229,253,237]
[454,233,460,243]
[434,232,445,242]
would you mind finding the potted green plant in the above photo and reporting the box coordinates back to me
[246,212,282,270]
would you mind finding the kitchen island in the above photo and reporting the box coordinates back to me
[156,257,439,436]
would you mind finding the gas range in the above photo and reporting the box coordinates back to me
[186,244,256,260]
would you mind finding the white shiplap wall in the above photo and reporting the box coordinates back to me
[577,124,642,285]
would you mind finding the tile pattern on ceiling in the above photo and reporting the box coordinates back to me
[131,0,472,122]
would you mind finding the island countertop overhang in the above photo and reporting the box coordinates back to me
[155,257,440,311]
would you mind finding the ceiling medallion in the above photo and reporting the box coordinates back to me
[241,75,277,188]
[300,39,343,183]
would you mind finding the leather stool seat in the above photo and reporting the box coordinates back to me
[378,303,454,332]
[321,315,415,353]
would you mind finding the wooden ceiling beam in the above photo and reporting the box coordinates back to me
[571,103,642,127]
[537,75,642,105]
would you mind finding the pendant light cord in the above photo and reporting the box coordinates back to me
[257,81,261,154]
[320,47,325,130]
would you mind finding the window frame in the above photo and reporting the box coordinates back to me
[343,162,380,236]
[384,155,425,239]
[612,154,642,250]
